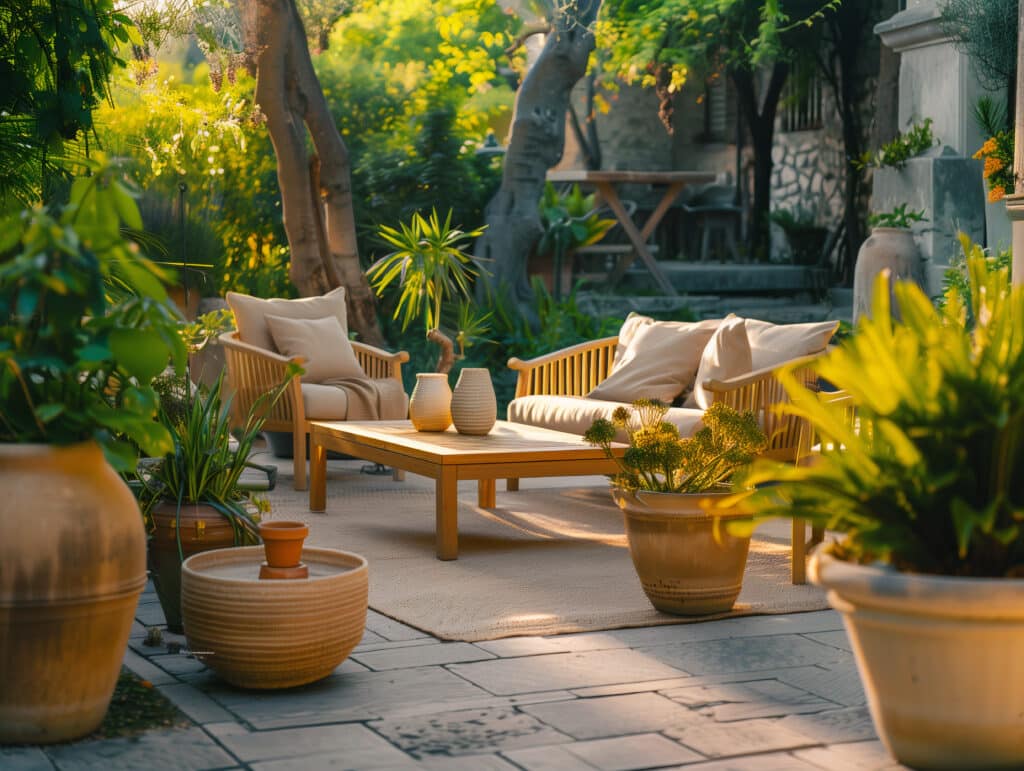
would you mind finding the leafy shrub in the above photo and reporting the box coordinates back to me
[856,118,937,170]
[868,203,927,229]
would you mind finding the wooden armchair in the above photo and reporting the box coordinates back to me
[507,336,825,583]
[220,331,409,491]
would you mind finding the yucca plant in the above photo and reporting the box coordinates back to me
[723,253,1024,577]
[367,208,487,373]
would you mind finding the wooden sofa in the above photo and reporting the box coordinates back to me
[507,335,826,583]
[220,331,409,491]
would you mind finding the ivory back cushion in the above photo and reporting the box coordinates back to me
[227,287,348,352]
[265,314,366,383]
[588,318,719,404]
[744,318,839,371]
[686,314,753,409]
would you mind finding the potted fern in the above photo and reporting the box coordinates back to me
[585,399,767,615]
[720,250,1024,769]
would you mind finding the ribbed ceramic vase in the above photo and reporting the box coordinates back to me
[409,373,452,431]
[450,368,497,435]
[0,442,147,743]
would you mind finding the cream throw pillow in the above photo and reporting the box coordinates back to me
[588,319,718,404]
[611,313,720,364]
[687,314,753,410]
[226,286,348,352]
[265,314,366,383]
[744,318,839,370]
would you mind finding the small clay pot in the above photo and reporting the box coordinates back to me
[259,521,309,569]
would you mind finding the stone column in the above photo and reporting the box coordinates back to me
[874,0,991,293]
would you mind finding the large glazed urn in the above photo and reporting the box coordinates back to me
[852,227,923,324]
[0,442,147,743]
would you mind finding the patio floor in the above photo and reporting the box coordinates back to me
[2,457,907,771]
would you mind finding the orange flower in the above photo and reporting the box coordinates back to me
[984,156,1004,179]
[989,185,1006,203]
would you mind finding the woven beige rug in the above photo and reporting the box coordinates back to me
[264,459,828,642]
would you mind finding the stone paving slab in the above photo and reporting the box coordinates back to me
[677,752,824,770]
[157,682,235,725]
[794,740,909,770]
[665,717,818,758]
[364,611,432,642]
[43,727,236,770]
[370,706,573,758]
[448,649,690,695]
[804,630,854,653]
[561,733,705,770]
[772,662,867,708]
[202,666,492,729]
[0,746,55,771]
[637,633,847,676]
[521,692,708,740]
[501,743,599,770]
[663,679,840,721]
[216,723,411,765]
[594,611,844,649]
[777,706,878,745]
[351,641,496,671]
[120,648,178,686]
[418,753,520,770]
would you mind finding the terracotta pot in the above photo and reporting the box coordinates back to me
[148,501,236,633]
[259,521,309,568]
[811,552,1024,769]
[852,227,923,324]
[450,368,497,436]
[612,489,751,615]
[0,442,147,743]
[182,546,368,688]
[409,372,452,432]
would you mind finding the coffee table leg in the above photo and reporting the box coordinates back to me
[478,479,496,508]
[436,468,458,560]
[310,439,327,512]
[506,478,519,492]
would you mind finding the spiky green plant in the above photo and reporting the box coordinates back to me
[585,399,767,494]
[721,255,1024,577]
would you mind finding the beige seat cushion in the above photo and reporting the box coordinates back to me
[226,287,348,352]
[265,314,366,383]
[588,317,719,404]
[508,395,704,441]
[301,383,350,420]
[687,314,753,409]
[300,379,409,421]
[744,318,839,370]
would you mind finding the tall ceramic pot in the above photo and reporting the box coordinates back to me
[811,552,1024,770]
[450,368,497,435]
[148,501,236,633]
[409,373,452,432]
[852,227,923,324]
[611,489,751,615]
[0,442,147,743]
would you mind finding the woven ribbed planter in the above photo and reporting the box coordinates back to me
[409,373,452,432]
[451,368,497,435]
[181,546,367,689]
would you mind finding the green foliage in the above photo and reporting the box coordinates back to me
[138,370,298,549]
[537,182,616,298]
[939,0,1017,92]
[940,232,1011,322]
[0,0,137,211]
[0,159,186,470]
[856,118,937,171]
[868,204,927,230]
[586,399,767,494]
[368,209,486,334]
[724,257,1024,577]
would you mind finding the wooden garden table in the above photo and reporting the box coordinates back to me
[308,420,625,560]
[546,169,716,295]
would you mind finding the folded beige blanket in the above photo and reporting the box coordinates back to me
[319,376,408,420]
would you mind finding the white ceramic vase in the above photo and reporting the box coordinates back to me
[409,373,452,432]
[450,368,497,436]
[852,227,923,324]
[811,552,1024,769]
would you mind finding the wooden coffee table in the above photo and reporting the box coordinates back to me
[308,420,625,560]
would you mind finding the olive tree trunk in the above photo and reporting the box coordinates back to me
[245,0,384,345]
[475,0,602,308]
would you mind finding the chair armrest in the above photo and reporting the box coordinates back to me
[703,353,823,461]
[219,331,304,427]
[351,341,409,382]
[507,336,619,398]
